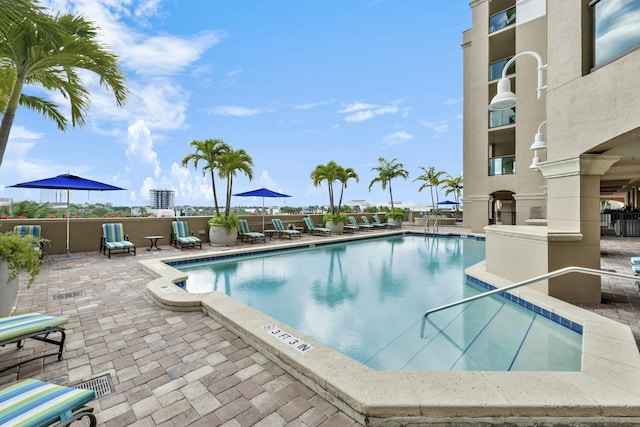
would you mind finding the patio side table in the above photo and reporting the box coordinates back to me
[144,235,163,251]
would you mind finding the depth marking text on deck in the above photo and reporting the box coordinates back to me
[263,324,314,353]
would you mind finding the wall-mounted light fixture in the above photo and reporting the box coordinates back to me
[488,51,547,111]
[530,120,547,150]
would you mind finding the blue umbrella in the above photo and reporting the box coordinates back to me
[10,174,125,257]
[438,200,460,205]
[233,187,291,231]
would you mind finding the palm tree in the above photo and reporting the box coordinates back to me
[414,166,445,212]
[217,148,254,217]
[336,167,359,214]
[310,161,341,214]
[368,157,409,211]
[182,139,230,216]
[0,8,128,167]
[442,174,463,210]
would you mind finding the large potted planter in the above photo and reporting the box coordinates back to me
[209,214,239,246]
[0,232,42,317]
[386,209,405,228]
[324,213,346,234]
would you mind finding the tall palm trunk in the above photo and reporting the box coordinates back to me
[337,185,345,214]
[225,175,233,217]
[0,78,24,168]
[388,182,394,211]
[209,170,220,216]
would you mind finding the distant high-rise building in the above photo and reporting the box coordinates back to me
[149,190,175,209]
[40,190,71,205]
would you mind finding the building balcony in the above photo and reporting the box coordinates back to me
[489,155,516,176]
[489,108,516,128]
[489,6,516,34]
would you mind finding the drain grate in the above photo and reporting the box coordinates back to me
[74,373,114,398]
[53,290,85,300]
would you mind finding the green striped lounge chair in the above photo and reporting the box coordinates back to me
[13,225,44,259]
[271,218,301,239]
[0,379,96,427]
[361,215,385,228]
[100,223,136,258]
[373,214,395,228]
[170,221,202,250]
[238,219,265,243]
[0,313,68,374]
[303,217,331,236]
[348,216,373,230]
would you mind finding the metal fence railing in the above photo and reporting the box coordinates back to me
[601,213,640,236]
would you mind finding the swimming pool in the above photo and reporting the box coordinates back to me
[174,235,581,371]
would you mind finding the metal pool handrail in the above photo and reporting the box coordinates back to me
[420,266,639,338]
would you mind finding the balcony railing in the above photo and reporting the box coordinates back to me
[489,155,515,176]
[489,57,516,81]
[489,108,516,128]
[489,6,516,33]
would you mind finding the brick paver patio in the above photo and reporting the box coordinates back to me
[1,226,639,426]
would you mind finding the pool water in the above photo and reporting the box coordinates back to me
[177,235,582,371]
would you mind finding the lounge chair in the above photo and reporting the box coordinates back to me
[633,265,640,276]
[0,313,68,374]
[361,216,385,228]
[0,379,96,426]
[373,214,395,228]
[348,216,374,231]
[100,223,136,258]
[303,217,331,236]
[238,219,266,243]
[13,225,44,259]
[631,257,640,265]
[170,221,202,250]
[271,218,301,239]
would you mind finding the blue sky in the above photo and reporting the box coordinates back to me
[2,0,470,209]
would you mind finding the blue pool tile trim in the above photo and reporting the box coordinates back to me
[466,275,583,335]
[167,234,395,267]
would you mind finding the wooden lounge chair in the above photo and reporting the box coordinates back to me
[100,223,136,258]
[271,218,301,239]
[170,221,202,250]
[0,313,68,374]
[0,379,96,426]
[238,219,266,243]
[303,217,331,236]
[13,225,44,259]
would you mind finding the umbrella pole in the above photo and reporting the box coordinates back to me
[66,189,71,256]
[262,197,265,232]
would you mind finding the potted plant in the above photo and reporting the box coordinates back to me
[386,209,406,227]
[0,231,42,317]
[182,139,254,246]
[311,161,358,234]
[322,213,347,234]
[208,213,240,246]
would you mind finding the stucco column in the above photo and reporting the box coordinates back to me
[535,154,621,303]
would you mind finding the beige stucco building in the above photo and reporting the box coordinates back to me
[463,0,640,303]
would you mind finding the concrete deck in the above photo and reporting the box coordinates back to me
[1,224,640,426]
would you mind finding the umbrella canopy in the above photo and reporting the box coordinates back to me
[10,174,125,257]
[438,200,460,205]
[233,187,291,232]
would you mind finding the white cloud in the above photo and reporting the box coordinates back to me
[382,131,413,146]
[7,126,44,141]
[259,171,277,189]
[126,120,161,177]
[294,101,330,110]
[208,106,262,117]
[420,120,449,135]
[339,101,401,123]
[338,102,379,113]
